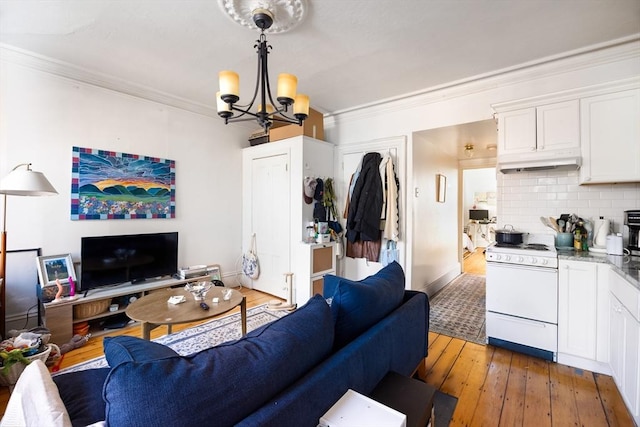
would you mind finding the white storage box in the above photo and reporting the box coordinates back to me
[319,389,406,427]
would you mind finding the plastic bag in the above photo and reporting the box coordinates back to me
[380,240,399,266]
[242,234,260,279]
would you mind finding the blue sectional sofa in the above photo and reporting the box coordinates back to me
[5,262,429,427]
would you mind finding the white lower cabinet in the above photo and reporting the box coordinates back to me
[557,260,609,372]
[609,271,640,425]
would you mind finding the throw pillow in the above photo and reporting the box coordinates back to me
[103,295,334,427]
[328,261,405,349]
[104,336,178,367]
[1,360,72,427]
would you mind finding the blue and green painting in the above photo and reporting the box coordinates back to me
[71,146,175,220]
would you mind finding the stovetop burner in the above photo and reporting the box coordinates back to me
[493,243,550,251]
[524,243,550,251]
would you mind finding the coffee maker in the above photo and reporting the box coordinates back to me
[624,210,640,255]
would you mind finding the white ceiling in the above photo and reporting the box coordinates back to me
[1,0,639,116]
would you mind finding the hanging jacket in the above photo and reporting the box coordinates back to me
[381,154,400,241]
[346,152,383,242]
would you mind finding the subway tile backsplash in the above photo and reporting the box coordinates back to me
[497,169,640,238]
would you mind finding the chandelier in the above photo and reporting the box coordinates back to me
[216,8,309,132]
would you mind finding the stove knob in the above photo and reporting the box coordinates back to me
[531,257,537,264]
[504,255,510,261]
[541,258,548,265]
[518,256,524,263]
[495,254,502,261]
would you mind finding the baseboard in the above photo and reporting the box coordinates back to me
[421,268,460,297]
[557,353,612,376]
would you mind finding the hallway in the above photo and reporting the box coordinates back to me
[463,248,486,275]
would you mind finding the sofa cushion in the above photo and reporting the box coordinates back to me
[103,294,334,427]
[104,335,178,367]
[53,368,110,427]
[326,261,405,349]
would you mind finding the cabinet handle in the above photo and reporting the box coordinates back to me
[530,146,536,151]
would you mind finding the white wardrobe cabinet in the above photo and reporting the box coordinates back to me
[242,136,334,303]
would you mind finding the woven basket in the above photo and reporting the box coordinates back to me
[0,344,57,389]
[74,299,111,319]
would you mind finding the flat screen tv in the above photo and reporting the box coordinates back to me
[469,209,489,221]
[80,232,178,292]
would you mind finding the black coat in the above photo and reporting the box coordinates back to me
[346,152,383,242]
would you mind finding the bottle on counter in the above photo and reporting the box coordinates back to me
[574,220,588,251]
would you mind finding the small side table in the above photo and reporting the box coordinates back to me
[369,371,437,427]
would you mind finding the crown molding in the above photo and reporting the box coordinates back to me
[324,34,640,125]
[0,43,220,118]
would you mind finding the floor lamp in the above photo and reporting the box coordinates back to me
[0,163,57,339]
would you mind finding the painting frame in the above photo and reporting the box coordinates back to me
[71,146,176,220]
[437,174,447,203]
[37,254,76,288]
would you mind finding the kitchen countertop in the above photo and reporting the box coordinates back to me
[558,250,640,290]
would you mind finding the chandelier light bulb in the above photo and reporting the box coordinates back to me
[218,70,239,104]
[277,73,297,105]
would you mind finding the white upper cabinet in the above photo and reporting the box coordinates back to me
[579,88,640,184]
[497,100,580,160]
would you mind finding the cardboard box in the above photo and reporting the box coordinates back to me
[269,107,324,142]
[319,389,406,427]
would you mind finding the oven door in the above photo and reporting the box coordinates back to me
[486,261,558,323]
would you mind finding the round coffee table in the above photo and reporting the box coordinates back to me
[126,287,246,340]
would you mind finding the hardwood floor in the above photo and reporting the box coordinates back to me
[1,286,634,425]
[424,332,634,426]
[464,247,487,275]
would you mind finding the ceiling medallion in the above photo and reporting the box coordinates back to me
[217,0,307,33]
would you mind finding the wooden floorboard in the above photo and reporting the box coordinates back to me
[0,287,635,426]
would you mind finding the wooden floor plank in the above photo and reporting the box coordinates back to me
[444,342,494,427]
[549,362,581,427]
[470,346,512,426]
[498,351,529,426]
[522,356,552,427]
[424,337,466,389]
[594,373,636,427]
[571,367,609,426]
[424,333,453,373]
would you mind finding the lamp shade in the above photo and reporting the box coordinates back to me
[0,166,57,196]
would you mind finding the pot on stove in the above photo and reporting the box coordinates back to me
[495,224,525,245]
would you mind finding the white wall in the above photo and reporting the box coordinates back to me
[324,40,640,292]
[0,56,250,289]
[498,170,640,242]
[412,132,460,295]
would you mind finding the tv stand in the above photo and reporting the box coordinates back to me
[41,276,209,344]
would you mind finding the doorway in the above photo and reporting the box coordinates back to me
[461,167,496,275]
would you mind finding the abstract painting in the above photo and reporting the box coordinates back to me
[71,146,175,220]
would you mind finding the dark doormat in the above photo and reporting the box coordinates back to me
[433,390,457,427]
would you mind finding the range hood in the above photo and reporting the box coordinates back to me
[498,156,582,174]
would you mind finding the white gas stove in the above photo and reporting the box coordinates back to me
[486,233,559,361]
[485,235,557,268]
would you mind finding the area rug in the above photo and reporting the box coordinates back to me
[54,304,287,375]
[429,273,486,345]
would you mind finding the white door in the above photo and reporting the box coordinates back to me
[250,154,290,298]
